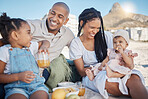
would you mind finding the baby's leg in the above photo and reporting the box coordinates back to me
[106,64,124,78]
[106,65,114,78]
[85,69,95,81]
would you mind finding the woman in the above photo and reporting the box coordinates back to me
[69,8,148,99]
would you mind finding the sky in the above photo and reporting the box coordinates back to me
[0,0,148,20]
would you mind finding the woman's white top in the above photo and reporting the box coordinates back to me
[69,31,113,67]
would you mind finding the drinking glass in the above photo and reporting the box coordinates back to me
[37,52,50,76]
[76,81,86,96]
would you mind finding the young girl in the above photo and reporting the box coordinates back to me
[0,13,50,99]
[86,29,138,81]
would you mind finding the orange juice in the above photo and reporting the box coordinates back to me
[78,87,85,96]
[37,60,50,68]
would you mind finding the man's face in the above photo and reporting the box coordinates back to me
[47,5,69,34]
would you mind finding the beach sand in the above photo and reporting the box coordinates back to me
[127,40,148,86]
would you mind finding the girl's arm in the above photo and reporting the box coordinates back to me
[74,58,91,77]
[38,40,50,53]
[0,60,36,83]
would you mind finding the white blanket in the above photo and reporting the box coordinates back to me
[82,69,145,99]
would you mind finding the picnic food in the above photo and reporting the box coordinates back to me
[66,94,80,99]
[63,87,77,94]
[52,89,66,99]
[52,87,79,98]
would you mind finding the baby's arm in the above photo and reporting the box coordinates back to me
[38,40,50,53]
[0,60,36,83]
[117,47,134,69]
[121,52,134,69]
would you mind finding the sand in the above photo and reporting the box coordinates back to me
[127,40,148,86]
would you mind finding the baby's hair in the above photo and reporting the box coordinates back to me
[0,13,27,44]
[114,36,121,39]
[78,8,107,62]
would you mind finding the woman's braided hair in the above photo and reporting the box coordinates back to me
[78,8,107,62]
[0,13,27,45]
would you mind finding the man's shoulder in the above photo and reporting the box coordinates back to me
[61,26,74,36]
[61,26,72,32]
[26,19,43,25]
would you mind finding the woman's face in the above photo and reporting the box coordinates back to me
[82,18,101,39]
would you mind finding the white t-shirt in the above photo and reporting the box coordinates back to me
[69,31,113,67]
[0,42,38,74]
[26,19,75,61]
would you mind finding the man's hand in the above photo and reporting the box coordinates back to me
[38,46,49,54]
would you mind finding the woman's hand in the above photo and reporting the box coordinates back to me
[18,71,36,83]
[98,65,104,71]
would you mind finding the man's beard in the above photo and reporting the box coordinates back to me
[48,27,57,32]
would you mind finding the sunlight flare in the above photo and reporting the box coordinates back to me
[122,2,136,13]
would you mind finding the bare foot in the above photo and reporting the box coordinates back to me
[85,69,94,81]
[105,64,114,78]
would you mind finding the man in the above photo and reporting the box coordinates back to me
[27,2,75,92]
